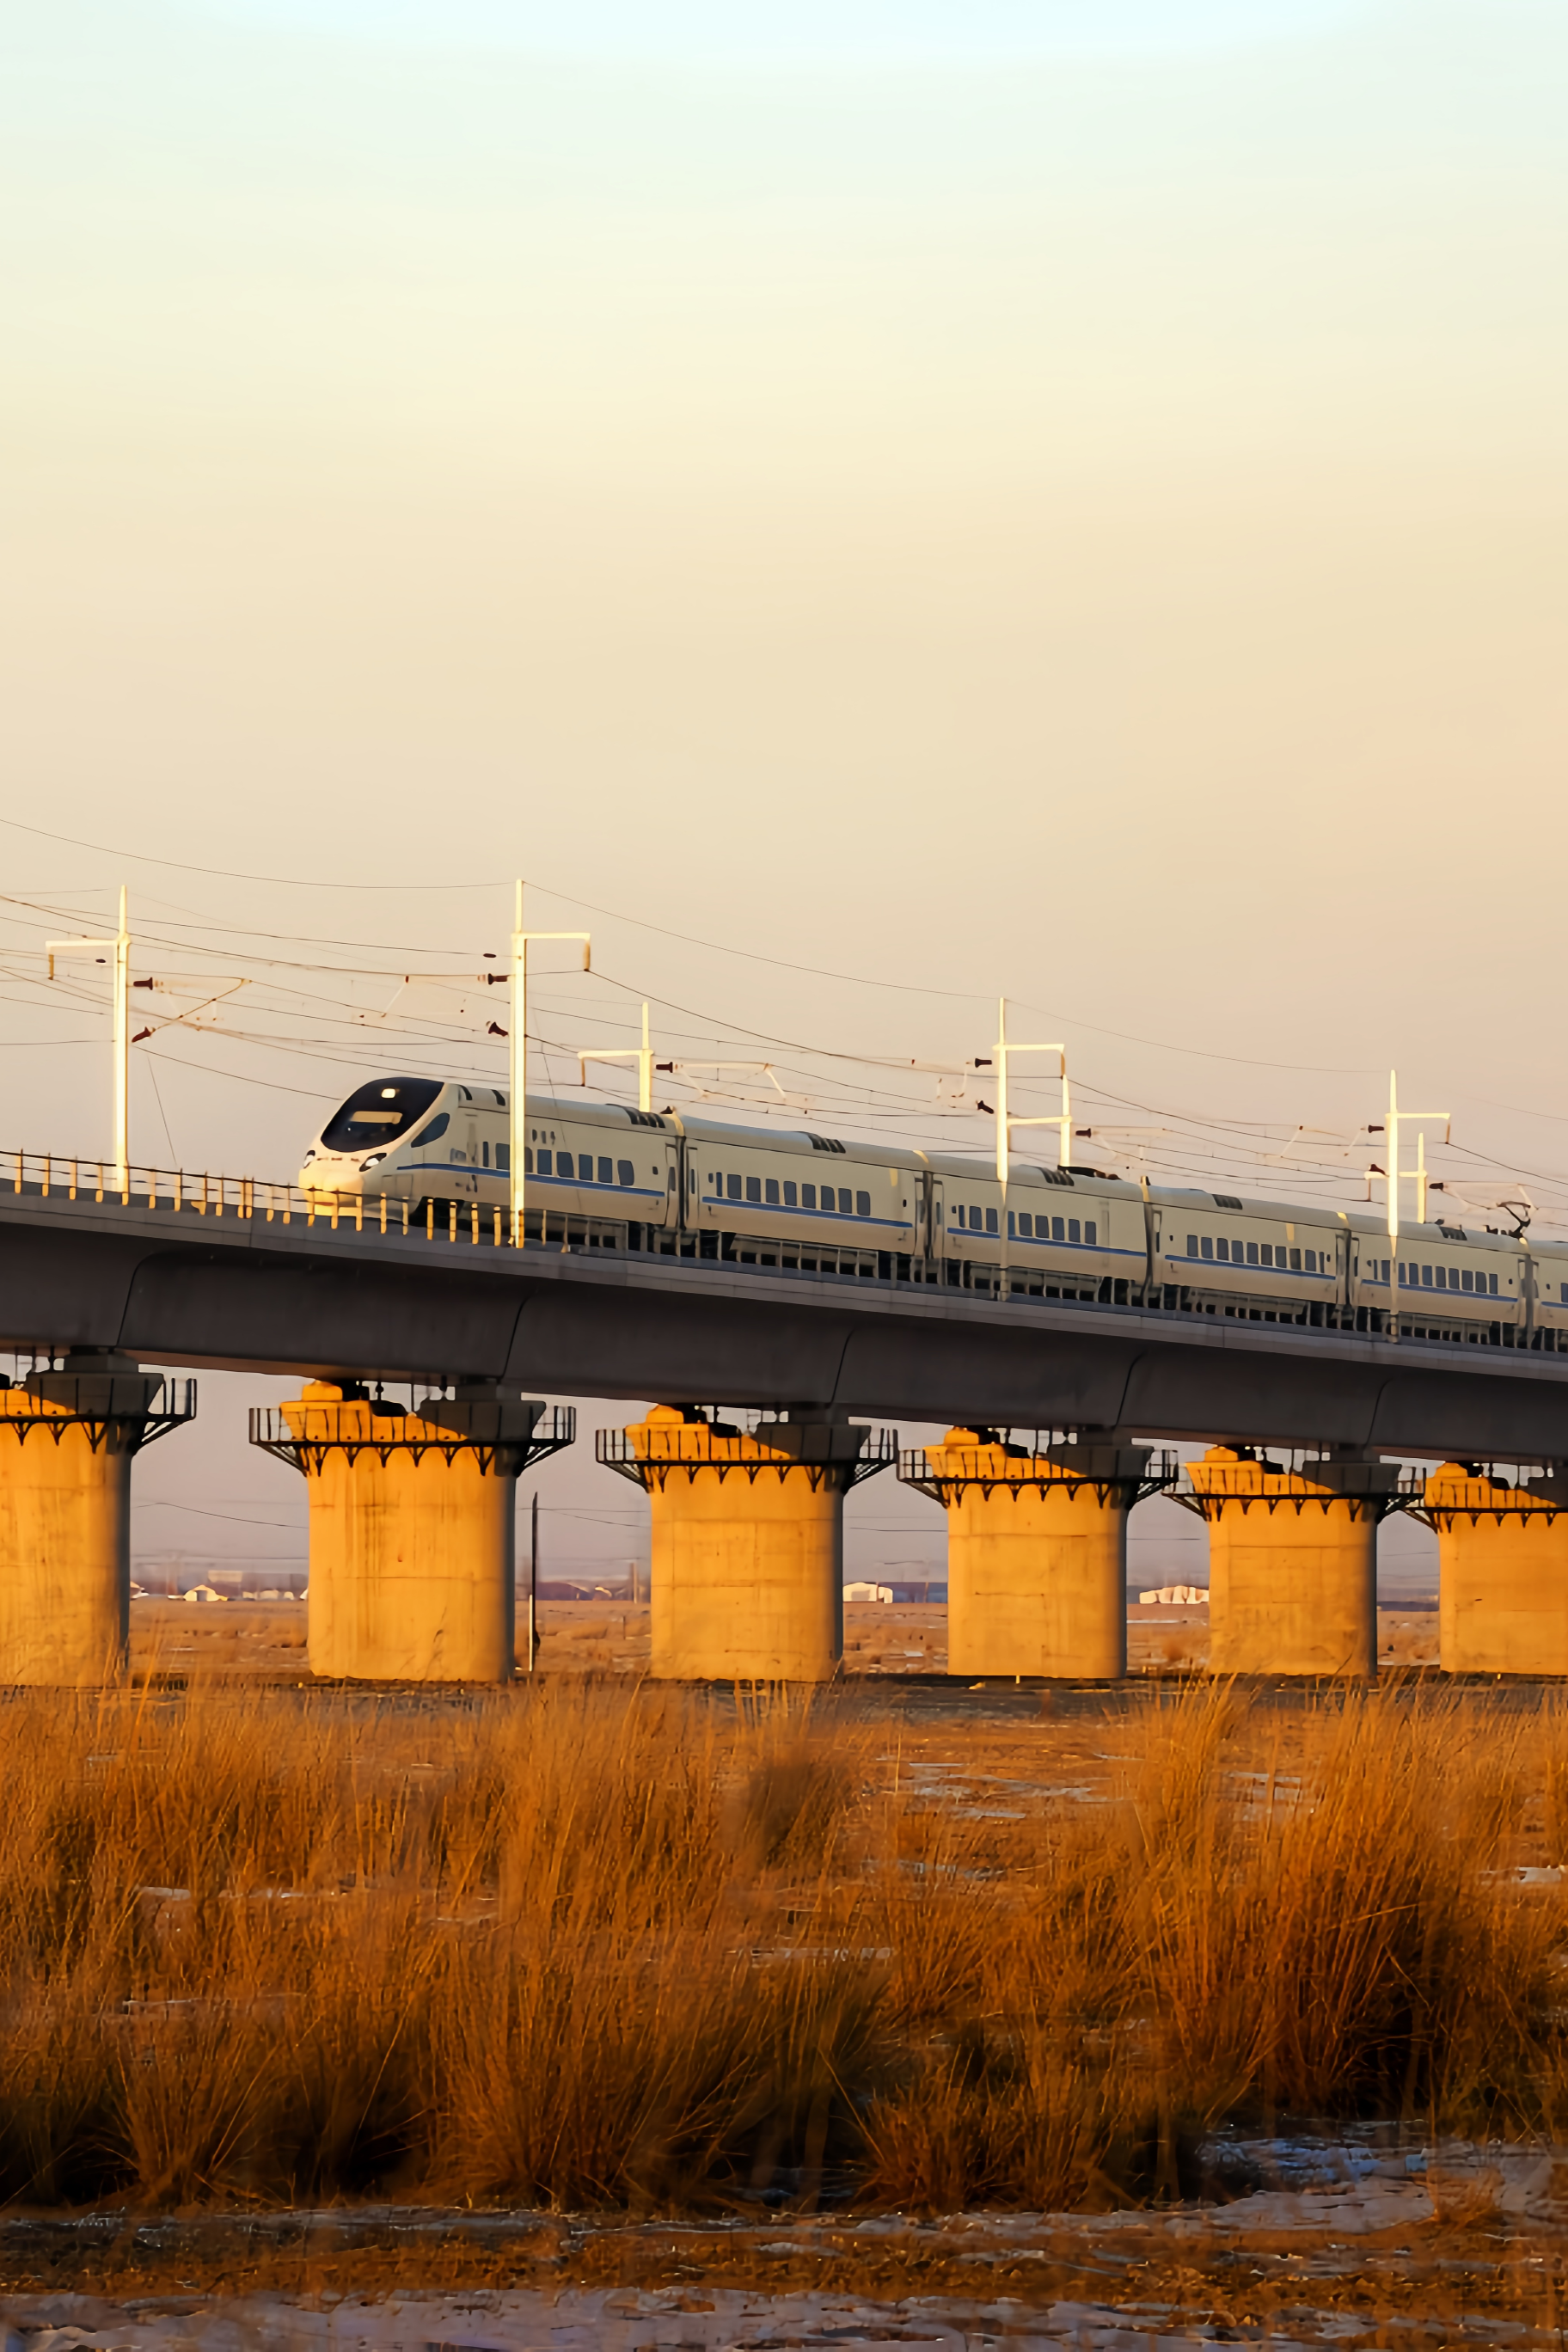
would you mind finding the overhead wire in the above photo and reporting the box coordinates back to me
[4,869,1565,1219]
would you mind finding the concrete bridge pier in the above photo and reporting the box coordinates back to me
[0,1353,195,1684]
[899,1430,1173,1680]
[1417,1463,1568,1675]
[1179,1447,1401,1679]
[252,1382,573,1681]
[597,1406,897,1681]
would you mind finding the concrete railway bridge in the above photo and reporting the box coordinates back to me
[3,1155,1568,1686]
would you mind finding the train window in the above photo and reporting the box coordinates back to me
[984,1206,998,1234]
[1216,1238,1229,1262]
[1052,1216,1065,1241]
[746,1177,762,1204]
[1420,1265,1431,1284]
[537,1150,552,1175]
[1461,1268,1473,1292]
[765,1179,780,1206]
[802,1183,816,1210]
[1246,1241,1259,1265]
[726,1173,742,1200]
[524,1148,533,1173]
[1449,1266,1460,1290]
[1085,1221,1097,1245]
[1305,1249,1316,1272]
[1067,1216,1079,1244]
[1289,1247,1301,1271]
[597,1157,612,1185]
[856,1191,871,1219]
[557,1152,574,1179]
[492,1090,505,1106]
[1185,1234,1197,1256]
[841,1188,855,1216]
[497,1144,510,1173]
[784,1180,797,1207]
[617,1160,634,1186]
[1018,1211,1032,1238]
[1259,1242,1271,1266]
[481,1141,490,1167]
[414,1112,450,1146]
[1201,1235,1213,1259]
[1490,1272,1499,1295]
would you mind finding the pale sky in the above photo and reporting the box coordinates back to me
[1,0,1562,1585]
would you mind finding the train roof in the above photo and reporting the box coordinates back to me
[922,1153,1142,1193]
[675,1112,927,1169]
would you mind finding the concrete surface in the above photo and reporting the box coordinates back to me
[919,1430,1134,1681]
[622,1407,870,1681]
[282,1386,518,1682]
[1428,1465,1568,1674]
[0,1391,132,1683]
[1188,1449,1393,1679]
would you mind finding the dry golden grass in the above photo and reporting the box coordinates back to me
[0,1676,1565,2214]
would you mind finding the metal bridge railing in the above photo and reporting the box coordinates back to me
[1,1148,573,1248]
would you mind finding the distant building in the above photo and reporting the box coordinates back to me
[1137,1583,1208,1606]
[183,1583,228,1605]
[844,1581,894,1604]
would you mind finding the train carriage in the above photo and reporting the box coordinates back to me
[682,1116,925,1276]
[1149,1190,1344,1323]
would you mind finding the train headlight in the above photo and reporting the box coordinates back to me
[361,1152,387,1168]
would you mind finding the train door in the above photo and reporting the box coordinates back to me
[927,1176,945,1271]
[462,1110,481,1196]
[659,1132,680,1229]
[677,1135,695,1235]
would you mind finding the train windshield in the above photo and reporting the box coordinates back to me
[319,1077,444,1153]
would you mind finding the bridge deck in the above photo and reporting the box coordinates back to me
[2,1178,1565,1457]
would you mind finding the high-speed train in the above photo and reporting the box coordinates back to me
[300,1075,1568,1354]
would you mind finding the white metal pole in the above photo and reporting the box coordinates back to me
[113,885,129,1191]
[996,996,1010,1295]
[529,1488,538,1671]
[1059,1061,1071,1168]
[1416,1130,1427,1223]
[640,1001,652,1115]
[511,879,525,1246]
[1387,1068,1399,1338]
